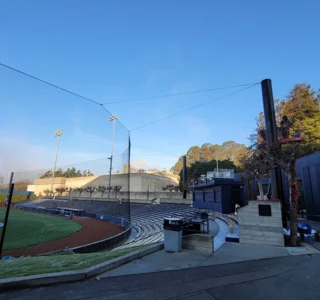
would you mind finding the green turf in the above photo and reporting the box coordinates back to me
[0,193,37,203]
[0,245,148,279]
[0,208,82,250]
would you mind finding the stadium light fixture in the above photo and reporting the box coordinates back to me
[51,129,63,198]
[108,115,118,199]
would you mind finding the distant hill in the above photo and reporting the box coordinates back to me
[171,141,247,175]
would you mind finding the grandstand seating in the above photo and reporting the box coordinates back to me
[19,198,239,250]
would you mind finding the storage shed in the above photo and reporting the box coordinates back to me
[190,178,245,214]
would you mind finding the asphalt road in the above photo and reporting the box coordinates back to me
[1,254,319,300]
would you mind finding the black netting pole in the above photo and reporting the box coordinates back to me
[182,155,187,199]
[128,135,131,222]
[0,180,14,258]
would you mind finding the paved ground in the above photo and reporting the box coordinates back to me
[1,254,319,300]
[101,242,291,278]
[3,217,124,257]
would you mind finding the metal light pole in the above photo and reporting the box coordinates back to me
[51,129,63,198]
[108,115,118,199]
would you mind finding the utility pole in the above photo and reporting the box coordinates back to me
[261,79,284,205]
[51,130,63,198]
[108,115,118,199]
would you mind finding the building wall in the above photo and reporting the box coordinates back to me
[296,151,320,221]
[140,174,177,192]
[28,173,178,196]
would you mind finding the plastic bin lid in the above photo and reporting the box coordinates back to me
[164,217,182,221]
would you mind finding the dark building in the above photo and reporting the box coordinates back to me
[296,151,320,221]
[190,178,245,214]
[234,152,320,221]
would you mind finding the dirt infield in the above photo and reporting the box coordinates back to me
[3,217,124,257]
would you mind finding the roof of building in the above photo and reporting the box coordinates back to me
[189,178,244,190]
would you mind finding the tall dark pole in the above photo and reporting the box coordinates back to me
[7,172,14,192]
[182,156,187,199]
[261,79,284,206]
[128,136,131,222]
[0,182,15,258]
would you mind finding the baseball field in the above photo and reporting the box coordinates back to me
[0,208,83,250]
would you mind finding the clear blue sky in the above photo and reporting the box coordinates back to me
[1,0,319,177]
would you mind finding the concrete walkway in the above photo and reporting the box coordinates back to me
[100,242,292,278]
[1,254,319,300]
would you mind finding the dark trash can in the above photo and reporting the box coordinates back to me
[163,217,183,252]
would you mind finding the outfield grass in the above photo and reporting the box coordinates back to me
[0,193,37,203]
[0,208,82,250]
[0,245,148,279]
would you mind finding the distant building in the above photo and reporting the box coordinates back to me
[28,173,178,196]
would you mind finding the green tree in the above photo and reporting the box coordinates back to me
[54,168,63,177]
[256,83,320,146]
[39,168,94,179]
[279,83,320,144]
[40,170,52,179]
[179,159,240,185]
[171,141,248,175]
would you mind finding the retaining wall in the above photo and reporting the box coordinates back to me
[55,191,192,205]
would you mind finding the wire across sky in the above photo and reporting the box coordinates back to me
[0,62,260,133]
[129,83,260,132]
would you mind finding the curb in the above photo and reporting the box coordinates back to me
[0,243,164,291]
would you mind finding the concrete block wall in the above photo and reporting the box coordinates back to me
[238,201,284,247]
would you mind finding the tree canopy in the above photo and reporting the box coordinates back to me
[256,83,320,145]
[180,159,240,185]
[40,167,94,179]
[171,141,247,175]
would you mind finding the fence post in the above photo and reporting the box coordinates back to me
[0,182,15,258]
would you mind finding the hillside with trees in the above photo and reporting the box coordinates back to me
[171,141,248,175]
[40,168,94,179]
[180,159,241,185]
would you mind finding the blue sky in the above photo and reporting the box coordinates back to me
[1,0,319,177]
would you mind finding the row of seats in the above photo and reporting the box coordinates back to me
[23,198,237,249]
